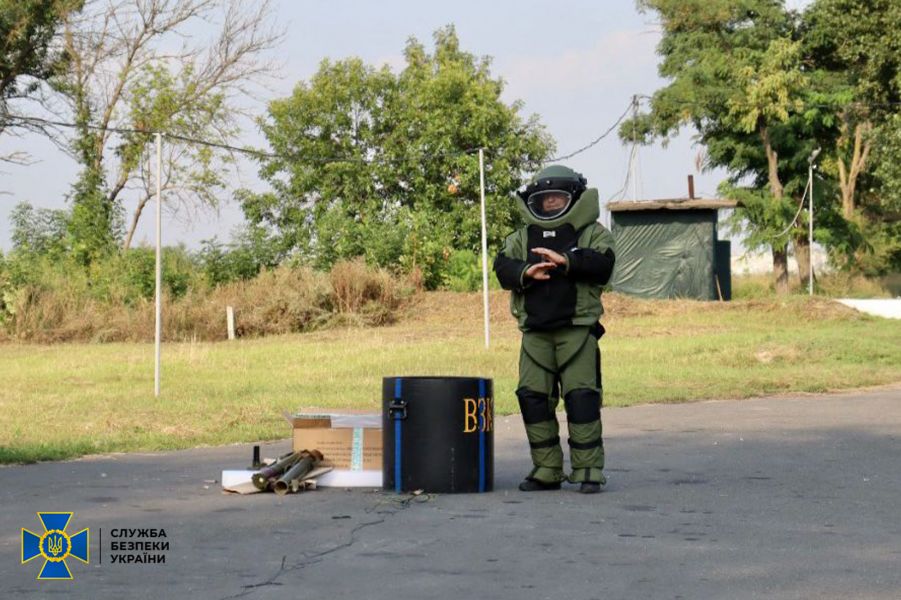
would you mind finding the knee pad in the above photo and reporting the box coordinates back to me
[563,388,600,424]
[516,388,554,424]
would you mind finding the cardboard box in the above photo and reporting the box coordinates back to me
[286,413,382,471]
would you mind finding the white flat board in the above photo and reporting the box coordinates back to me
[314,469,382,488]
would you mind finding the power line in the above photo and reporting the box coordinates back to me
[15,90,887,171]
[5,112,278,157]
[771,177,812,239]
[5,104,636,167]
[5,93,897,169]
[545,102,633,162]
[2,113,485,165]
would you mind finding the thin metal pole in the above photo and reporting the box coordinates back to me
[808,162,814,296]
[630,94,639,201]
[479,148,490,349]
[154,133,162,397]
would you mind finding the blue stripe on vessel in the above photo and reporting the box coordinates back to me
[394,378,402,494]
[478,378,486,493]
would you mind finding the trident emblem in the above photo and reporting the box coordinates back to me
[47,534,65,556]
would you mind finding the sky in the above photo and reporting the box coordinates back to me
[0,0,811,252]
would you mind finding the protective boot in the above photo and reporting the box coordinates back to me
[579,482,602,494]
[519,477,562,492]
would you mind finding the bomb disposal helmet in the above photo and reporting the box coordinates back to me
[517,165,588,221]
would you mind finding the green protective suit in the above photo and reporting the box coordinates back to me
[494,170,616,485]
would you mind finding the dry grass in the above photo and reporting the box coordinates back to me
[733,272,895,299]
[4,262,891,344]
[328,258,409,325]
[1,261,413,343]
[815,272,895,298]
[402,289,863,329]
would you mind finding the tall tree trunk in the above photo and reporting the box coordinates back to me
[793,234,812,290]
[773,247,789,294]
[122,194,152,250]
[836,120,872,220]
[761,125,789,295]
[761,126,784,199]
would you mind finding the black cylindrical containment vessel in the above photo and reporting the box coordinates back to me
[383,376,493,493]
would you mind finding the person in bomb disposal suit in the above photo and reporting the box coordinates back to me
[494,165,616,494]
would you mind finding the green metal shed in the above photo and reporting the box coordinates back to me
[608,195,736,301]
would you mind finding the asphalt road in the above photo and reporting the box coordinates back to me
[2,386,900,600]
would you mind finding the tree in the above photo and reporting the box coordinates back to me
[241,26,553,288]
[624,0,808,293]
[241,57,398,269]
[802,0,901,274]
[9,201,69,256]
[0,0,80,164]
[803,0,901,220]
[117,63,238,250]
[860,114,901,273]
[50,0,280,261]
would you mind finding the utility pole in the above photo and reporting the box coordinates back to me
[629,94,640,201]
[808,148,821,296]
[479,148,490,349]
[154,133,162,397]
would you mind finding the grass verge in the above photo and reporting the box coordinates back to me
[1,291,899,463]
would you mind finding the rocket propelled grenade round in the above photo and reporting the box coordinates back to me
[273,450,324,496]
[251,452,300,491]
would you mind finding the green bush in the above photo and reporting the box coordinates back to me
[196,227,282,286]
[441,249,501,292]
[83,246,200,304]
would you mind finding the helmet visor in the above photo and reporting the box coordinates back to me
[526,190,573,220]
